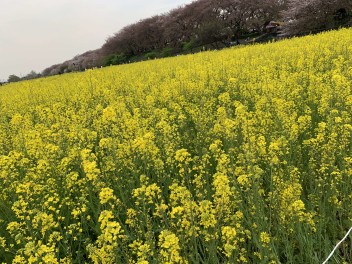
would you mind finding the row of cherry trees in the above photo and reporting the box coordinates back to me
[41,0,351,77]
[101,0,287,57]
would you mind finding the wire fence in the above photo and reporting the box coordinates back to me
[322,227,352,264]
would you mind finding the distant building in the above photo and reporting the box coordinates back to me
[264,21,285,34]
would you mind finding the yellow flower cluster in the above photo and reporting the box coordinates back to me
[0,28,352,263]
[87,210,123,263]
[158,230,186,264]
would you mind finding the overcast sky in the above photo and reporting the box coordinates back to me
[0,0,193,81]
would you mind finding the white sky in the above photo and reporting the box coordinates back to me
[0,0,193,81]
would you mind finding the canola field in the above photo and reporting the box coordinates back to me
[1,28,352,263]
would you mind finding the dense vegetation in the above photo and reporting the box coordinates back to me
[0,28,352,263]
[5,0,351,82]
[36,0,351,77]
